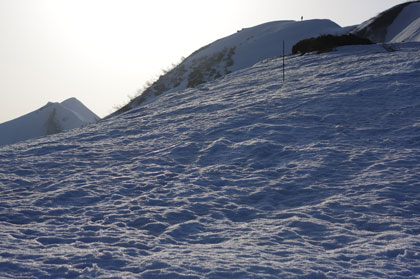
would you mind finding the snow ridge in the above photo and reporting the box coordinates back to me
[113,19,348,116]
[112,2,420,118]
[1,42,419,278]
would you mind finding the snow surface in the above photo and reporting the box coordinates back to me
[0,98,100,146]
[1,43,420,278]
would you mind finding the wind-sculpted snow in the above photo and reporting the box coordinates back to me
[1,43,420,278]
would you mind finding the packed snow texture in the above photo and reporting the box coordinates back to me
[0,97,100,146]
[1,43,420,278]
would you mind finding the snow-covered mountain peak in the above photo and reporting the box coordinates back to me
[0,97,99,146]
[61,97,100,124]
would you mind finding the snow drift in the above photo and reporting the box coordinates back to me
[0,42,419,278]
[113,19,348,116]
[0,97,99,146]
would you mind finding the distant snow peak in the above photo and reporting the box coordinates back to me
[0,97,99,146]
[60,97,100,124]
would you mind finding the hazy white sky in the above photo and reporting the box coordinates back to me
[0,0,407,122]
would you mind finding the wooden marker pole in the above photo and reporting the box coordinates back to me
[283,40,285,82]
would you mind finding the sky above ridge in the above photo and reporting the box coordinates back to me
[0,0,406,122]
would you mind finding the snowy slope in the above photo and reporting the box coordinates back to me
[0,98,100,146]
[1,42,420,278]
[391,16,420,43]
[386,2,420,42]
[113,19,348,115]
[354,1,420,43]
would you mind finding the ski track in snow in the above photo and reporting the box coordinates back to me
[1,43,420,278]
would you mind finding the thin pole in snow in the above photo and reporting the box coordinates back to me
[283,40,285,82]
